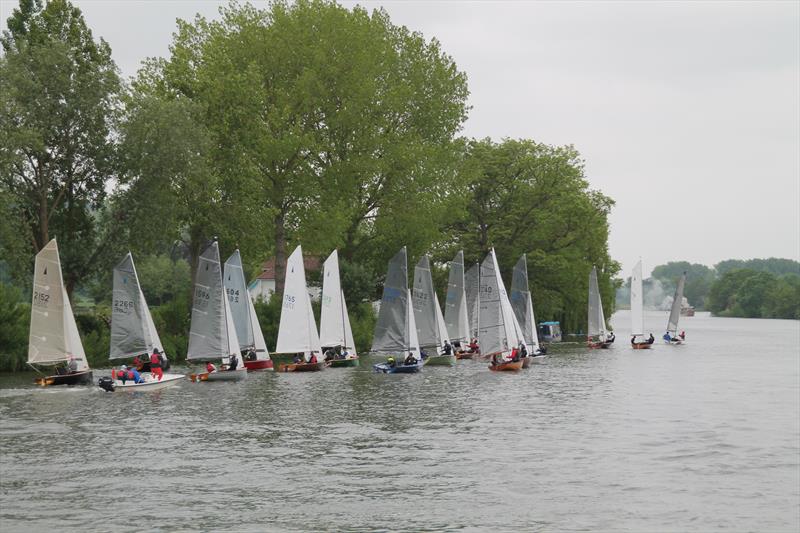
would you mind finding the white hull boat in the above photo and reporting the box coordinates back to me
[112,373,185,392]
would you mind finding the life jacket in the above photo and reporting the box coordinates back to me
[150,353,161,368]
[127,370,135,380]
[309,354,318,364]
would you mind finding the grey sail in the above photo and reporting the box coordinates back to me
[371,247,408,353]
[187,241,228,360]
[478,252,504,355]
[510,254,539,350]
[587,266,603,337]
[445,251,470,342]
[412,255,440,348]
[465,262,480,339]
[110,253,153,360]
[224,250,254,350]
[667,273,686,334]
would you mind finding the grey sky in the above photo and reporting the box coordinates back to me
[3,0,797,277]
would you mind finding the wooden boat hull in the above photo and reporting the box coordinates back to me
[632,343,652,350]
[455,351,475,360]
[424,354,456,366]
[111,373,185,392]
[328,357,359,368]
[278,361,327,372]
[588,341,613,349]
[373,361,423,374]
[35,370,93,387]
[244,359,274,371]
[488,360,523,372]
[190,368,249,382]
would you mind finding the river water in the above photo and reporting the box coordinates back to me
[1,311,798,532]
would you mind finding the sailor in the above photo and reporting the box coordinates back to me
[468,338,479,353]
[420,348,428,360]
[67,356,78,373]
[245,349,257,361]
[607,332,615,343]
[228,352,239,371]
[647,333,655,344]
[631,335,636,345]
[387,356,396,368]
[150,348,163,381]
[308,352,318,364]
[491,353,503,366]
[519,342,528,358]
[679,331,686,340]
[324,348,335,361]
[206,361,217,373]
[510,346,519,361]
[442,340,452,355]
[663,332,671,342]
[292,353,303,364]
[404,352,416,366]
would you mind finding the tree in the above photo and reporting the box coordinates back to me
[0,0,121,293]
[138,0,469,296]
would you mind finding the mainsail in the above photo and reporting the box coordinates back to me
[188,241,241,361]
[587,266,607,339]
[372,247,410,354]
[478,249,517,356]
[320,250,356,352]
[224,250,270,361]
[630,260,644,338]
[110,252,162,360]
[412,255,447,349]
[275,245,321,359]
[465,262,479,339]
[510,254,541,353]
[444,251,471,342]
[667,273,686,335]
[27,239,88,369]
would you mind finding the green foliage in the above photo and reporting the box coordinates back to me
[707,269,800,319]
[0,282,29,371]
[0,0,121,292]
[715,258,800,277]
[150,293,191,361]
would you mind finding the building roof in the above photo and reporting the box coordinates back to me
[256,255,322,281]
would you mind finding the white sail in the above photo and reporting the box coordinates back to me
[371,247,409,354]
[320,249,353,349]
[275,245,320,359]
[342,291,357,355]
[445,251,471,343]
[406,289,421,359]
[141,289,164,355]
[187,241,230,361]
[478,249,517,356]
[630,260,644,338]
[587,266,607,338]
[510,254,541,353]
[27,239,88,369]
[667,273,686,334]
[247,292,270,361]
[465,262,479,339]
[433,292,449,349]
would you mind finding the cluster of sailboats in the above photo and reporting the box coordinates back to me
[25,239,687,390]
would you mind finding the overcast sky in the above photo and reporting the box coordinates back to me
[3,0,797,277]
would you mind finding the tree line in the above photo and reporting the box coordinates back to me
[0,0,617,371]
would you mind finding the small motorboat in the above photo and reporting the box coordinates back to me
[99,372,184,392]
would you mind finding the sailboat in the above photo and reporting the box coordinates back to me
[664,272,687,345]
[223,250,273,370]
[480,249,523,371]
[465,261,480,346]
[104,252,184,391]
[372,247,423,373]
[413,255,455,366]
[187,240,248,381]
[275,245,326,372]
[445,251,474,360]
[320,249,359,368]
[587,266,614,349]
[510,254,545,367]
[27,239,93,387]
[630,260,652,350]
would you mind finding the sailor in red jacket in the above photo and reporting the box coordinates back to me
[150,348,163,381]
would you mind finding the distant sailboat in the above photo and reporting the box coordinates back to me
[27,239,93,387]
[275,245,326,372]
[510,254,545,366]
[224,250,273,371]
[480,249,523,371]
[630,260,652,350]
[587,265,615,349]
[372,247,423,373]
[320,249,359,367]
[445,250,473,359]
[104,252,184,391]
[664,272,687,345]
[413,255,455,366]
[187,240,248,381]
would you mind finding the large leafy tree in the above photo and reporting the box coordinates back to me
[445,138,618,332]
[0,0,121,293]
[134,0,469,296]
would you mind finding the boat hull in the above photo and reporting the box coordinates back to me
[424,354,456,366]
[488,360,523,372]
[190,368,249,382]
[373,361,423,374]
[632,343,652,350]
[455,351,475,360]
[278,362,327,372]
[329,357,359,368]
[521,357,531,369]
[35,370,93,387]
[588,341,613,349]
[244,359,274,371]
[111,373,185,392]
